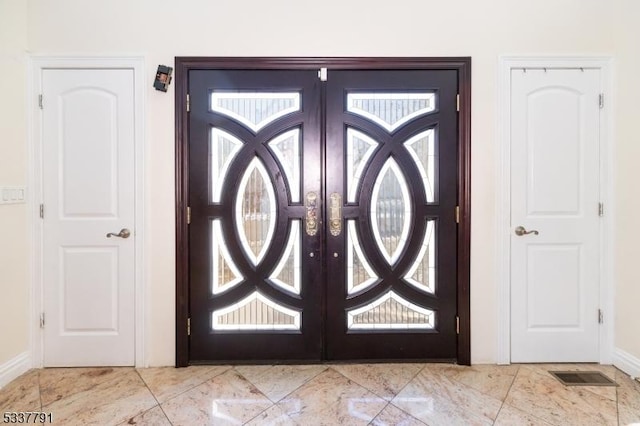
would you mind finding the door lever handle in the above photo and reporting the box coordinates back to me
[329,192,342,236]
[106,228,131,239]
[305,192,318,236]
[514,226,538,236]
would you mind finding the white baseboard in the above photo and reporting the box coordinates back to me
[613,347,640,379]
[0,351,31,389]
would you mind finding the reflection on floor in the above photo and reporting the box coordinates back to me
[1,363,639,425]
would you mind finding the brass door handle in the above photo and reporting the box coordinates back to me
[329,193,342,236]
[305,192,318,236]
[106,228,131,239]
[514,226,538,236]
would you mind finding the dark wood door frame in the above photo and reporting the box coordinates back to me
[175,57,471,367]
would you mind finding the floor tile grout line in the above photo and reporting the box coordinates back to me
[327,365,398,403]
[241,404,297,426]
[40,367,136,409]
[36,369,43,411]
[427,363,520,404]
[385,400,430,426]
[382,363,430,410]
[492,364,520,425]
[233,364,278,403]
[330,363,427,403]
[261,366,391,424]
[328,365,391,403]
[356,363,429,425]
[37,367,161,426]
[134,369,174,425]
[422,364,515,425]
[367,400,393,426]
[236,365,331,424]
[238,365,329,405]
[615,368,640,426]
[235,365,331,425]
[393,363,428,402]
[232,366,280,426]
[501,365,563,426]
[615,370,621,426]
[137,365,233,405]
[504,365,617,426]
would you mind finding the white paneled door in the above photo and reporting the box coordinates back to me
[42,69,136,366]
[510,69,601,362]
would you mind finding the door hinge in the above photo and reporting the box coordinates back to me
[598,93,604,109]
[38,94,43,109]
[187,206,191,225]
[39,204,44,219]
[456,316,460,334]
[598,202,604,217]
[318,67,328,82]
[456,94,460,112]
[598,309,603,324]
[187,317,191,336]
[455,205,460,224]
[186,94,190,112]
[40,313,45,328]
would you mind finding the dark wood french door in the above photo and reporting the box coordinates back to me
[175,58,471,365]
[325,70,459,360]
[188,70,323,361]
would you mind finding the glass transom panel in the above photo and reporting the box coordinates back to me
[267,129,301,203]
[346,128,379,203]
[347,291,435,330]
[370,157,412,265]
[210,128,244,203]
[211,92,301,132]
[269,220,301,295]
[347,220,378,295]
[235,157,277,265]
[211,220,244,294]
[404,129,436,203]
[347,93,436,132]
[212,291,301,331]
[403,220,436,294]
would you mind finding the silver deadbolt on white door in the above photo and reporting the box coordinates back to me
[106,228,131,239]
[514,226,539,236]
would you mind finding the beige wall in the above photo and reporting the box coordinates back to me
[613,0,640,360]
[0,0,637,367]
[0,0,29,365]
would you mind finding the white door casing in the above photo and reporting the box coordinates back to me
[40,67,138,366]
[509,68,601,362]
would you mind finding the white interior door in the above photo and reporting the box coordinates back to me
[42,68,136,366]
[510,68,601,362]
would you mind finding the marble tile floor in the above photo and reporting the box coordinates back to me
[1,363,639,425]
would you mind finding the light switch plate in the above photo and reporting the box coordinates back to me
[0,186,27,204]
